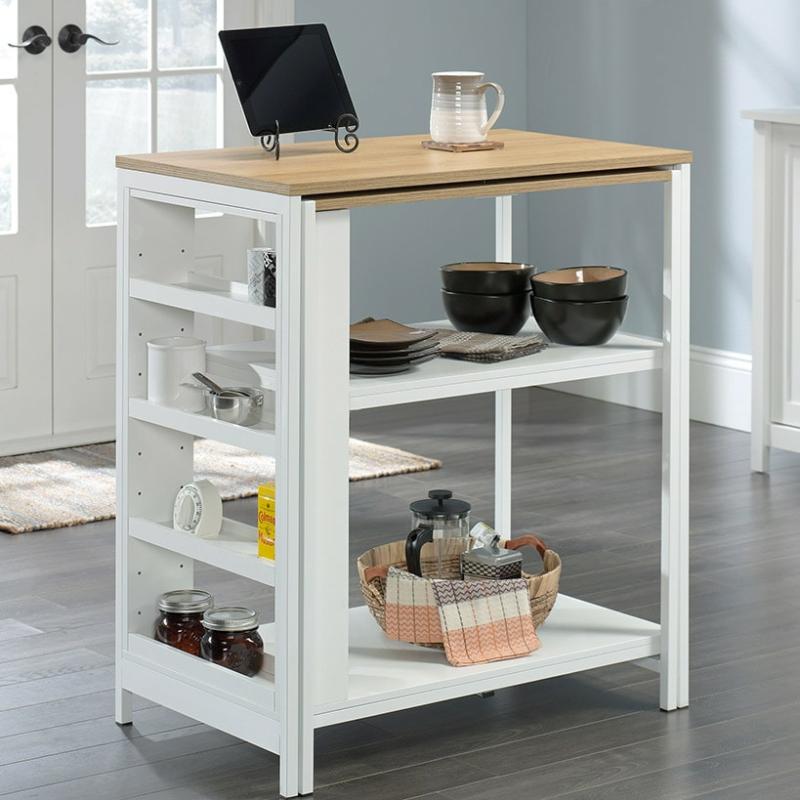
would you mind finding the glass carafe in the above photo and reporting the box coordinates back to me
[405,489,471,577]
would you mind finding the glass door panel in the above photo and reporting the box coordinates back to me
[52,0,256,437]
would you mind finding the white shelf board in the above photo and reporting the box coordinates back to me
[123,634,278,753]
[129,397,275,454]
[351,322,663,410]
[129,517,274,585]
[203,321,662,412]
[286,595,660,727]
[130,277,275,329]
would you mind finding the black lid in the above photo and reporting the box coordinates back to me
[409,489,471,519]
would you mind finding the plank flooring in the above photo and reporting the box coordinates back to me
[1,388,799,799]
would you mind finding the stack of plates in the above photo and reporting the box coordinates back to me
[350,319,440,375]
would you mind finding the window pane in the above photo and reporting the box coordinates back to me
[0,86,17,234]
[86,0,149,73]
[157,74,218,152]
[157,0,219,69]
[86,79,149,226]
[0,0,16,79]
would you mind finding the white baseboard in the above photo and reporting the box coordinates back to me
[551,345,752,432]
[0,427,116,458]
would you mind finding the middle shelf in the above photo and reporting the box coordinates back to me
[129,516,275,585]
[207,323,663,412]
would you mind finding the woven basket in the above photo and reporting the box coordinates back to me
[357,534,561,639]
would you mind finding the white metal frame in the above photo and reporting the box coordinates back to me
[751,120,772,473]
[115,162,690,797]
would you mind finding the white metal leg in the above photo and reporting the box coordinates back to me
[494,196,514,533]
[660,164,691,711]
[296,205,351,795]
[275,197,303,798]
[751,122,771,473]
[494,389,513,534]
[495,195,513,262]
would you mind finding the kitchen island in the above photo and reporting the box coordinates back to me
[115,129,691,797]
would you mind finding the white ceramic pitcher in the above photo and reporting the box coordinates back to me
[429,71,505,144]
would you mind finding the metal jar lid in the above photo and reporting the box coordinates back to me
[202,606,259,632]
[409,489,471,519]
[157,589,213,614]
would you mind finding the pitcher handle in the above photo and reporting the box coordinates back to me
[478,81,505,137]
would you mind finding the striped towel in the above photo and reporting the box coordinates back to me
[432,577,539,666]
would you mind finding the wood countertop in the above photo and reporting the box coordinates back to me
[116,129,692,204]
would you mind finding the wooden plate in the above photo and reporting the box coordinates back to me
[350,342,440,363]
[350,346,440,366]
[350,319,436,347]
[349,351,439,375]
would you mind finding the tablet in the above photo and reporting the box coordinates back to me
[219,24,357,137]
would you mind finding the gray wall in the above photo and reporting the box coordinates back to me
[296,0,800,353]
[295,0,529,322]
[527,0,800,353]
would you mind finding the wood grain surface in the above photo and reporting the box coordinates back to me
[116,129,692,199]
[2,388,797,800]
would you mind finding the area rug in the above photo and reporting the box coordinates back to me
[0,439,441,534]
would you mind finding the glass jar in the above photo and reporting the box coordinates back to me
[200,607,264,677]
[154,589,214,656]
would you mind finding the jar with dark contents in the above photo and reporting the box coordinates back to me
[154,589,213,656]
[200,607,264,676]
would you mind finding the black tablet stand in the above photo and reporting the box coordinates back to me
[259,114,360,161]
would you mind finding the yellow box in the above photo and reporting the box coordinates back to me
[257,482,276,560]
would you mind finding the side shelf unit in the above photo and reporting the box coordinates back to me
[116,131,691,798]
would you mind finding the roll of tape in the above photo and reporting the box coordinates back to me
[173,480,222,539]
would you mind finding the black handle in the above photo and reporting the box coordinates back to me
[58,23,118,53]
[405,526,434,577]
[8,26,52,54]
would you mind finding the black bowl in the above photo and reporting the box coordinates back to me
[442,289,531,335]
[531,266,627,302]
[531,295,628,346]
[441,262,535,295]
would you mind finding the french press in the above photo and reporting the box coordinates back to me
[405,489,471,577]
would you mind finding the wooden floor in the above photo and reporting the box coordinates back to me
[2,388,799,799]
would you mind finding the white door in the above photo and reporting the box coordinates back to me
[0,0,53,450]
[52,0,257,439]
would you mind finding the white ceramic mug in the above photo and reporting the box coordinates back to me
[430,71,505,144]
[146,335,206,412]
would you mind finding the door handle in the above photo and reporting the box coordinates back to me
[8,25,52,55]
[58,23,119,53]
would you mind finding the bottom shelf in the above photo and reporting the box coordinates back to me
[271,594,660,727]
[122,631,279,753]
[122,595,658,740]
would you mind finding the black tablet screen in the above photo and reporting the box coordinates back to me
[220,24,356,137]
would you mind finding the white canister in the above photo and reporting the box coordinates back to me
[147,336,206,411]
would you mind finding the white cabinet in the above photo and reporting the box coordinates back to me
[744,109,800,470]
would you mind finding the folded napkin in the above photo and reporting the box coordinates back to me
[432,329,548,363]
[432,577,539,666]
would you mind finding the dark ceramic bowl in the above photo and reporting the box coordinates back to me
[531,266,627,302]
[441,262,535,295]
[531,295,628,346]
[442,289,531,335]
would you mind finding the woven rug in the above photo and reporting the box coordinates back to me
[0,439,441,534]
